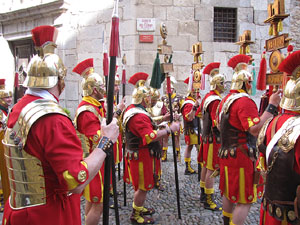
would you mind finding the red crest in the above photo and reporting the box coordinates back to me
[203,62,220,75]
[227,54,251,70]
[31,25,58,47]
[73,58,94,76]
[128,72,149,86]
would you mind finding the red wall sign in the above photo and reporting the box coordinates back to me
[139,35,154,43]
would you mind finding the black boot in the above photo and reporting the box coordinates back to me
[200,187,206,203]
[223,215,230,225]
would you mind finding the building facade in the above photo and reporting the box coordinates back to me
[0,0,299,117]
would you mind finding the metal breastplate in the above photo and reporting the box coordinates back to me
[2,99,69,209]
[219,94,256,159]
[259,116,300,224]
[202,95,221,143]
[74,105,102,157]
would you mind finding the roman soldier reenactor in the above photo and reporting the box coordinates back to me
[1,25,119,225]
[122,72,180,224]
[257,50,300,225]
[181,77,201,175]
[198,62,224,211]
[0,78,12,211]
[73,58,107,225]
[217,54,281,225]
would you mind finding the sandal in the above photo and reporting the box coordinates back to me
[130,215,155,224]
[141,207,155,215]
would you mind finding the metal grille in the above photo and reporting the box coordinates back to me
[214,7,237,42]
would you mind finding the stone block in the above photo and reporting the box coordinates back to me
[172,51,193,66]
[255,25,269,40]
[154,6,167,20]
[59,29,77,50]
[176,65,191,81]
[154,20,178,36]
[238,22,256,39]
[120,20,136,36]
[149,0,173,5]
[239,0,251,8]
[167,35,190,51]
[174,0,194,7]
[178,21,198,36]
[238,7,254,23]
[121,50,139,66]
[77,38,101,54]
[123,35,138,51]
[97,9,114,23]
[167,7,194,21]
[254,10,268,25]
[78,25,104,40]
[195,5,213,21]
[139,50,156,65]
[251,0,268,10]
[189,35,199,48]
[202,0,240,8]
[65,80,79,101]
[198,21,213,42]
[136,4,154,18]
[63,54,77,69]
[78,12,99,27]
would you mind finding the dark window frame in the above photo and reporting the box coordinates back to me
[213,7,237,43]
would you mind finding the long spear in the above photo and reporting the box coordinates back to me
[103,1,120,224]
[121,53,127,206]
[102,30,109,92]
[157,23,181,219]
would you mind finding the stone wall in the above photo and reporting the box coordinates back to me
[0,0,298,116]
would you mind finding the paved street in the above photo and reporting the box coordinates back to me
[85,144,261,225]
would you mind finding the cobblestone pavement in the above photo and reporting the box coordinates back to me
[81,145,261,225]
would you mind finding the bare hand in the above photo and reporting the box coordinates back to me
[101,118,119,143]
[163,112,170,121]
[269,89,282,107]
[117,97,126,111]
[169,121,180,132]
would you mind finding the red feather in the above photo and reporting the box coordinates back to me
[256,52,267,91]
[128,72,149,86]
[0,79,5,86]
[73,58,94,76]
[109,17,120,57]
[184,77,189,84]
[122,69,126,84]
[203,62,220,75]
[278,50,300,75]
[227,54,251,70]
[31,25,57,47]
[103,53,109,76]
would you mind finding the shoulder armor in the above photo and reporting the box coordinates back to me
[123,107,151,128]
[277,116,300,153]
[256,117,273,151]
[74,105,102,128]
[203,95,221,112]
[218,93,250,122]
[7,99,69,148]
[180,100,195,110]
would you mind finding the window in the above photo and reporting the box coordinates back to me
[9,39,35,102]
[213,7,237,42]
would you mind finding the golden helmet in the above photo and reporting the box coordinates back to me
[278,50,300,111]
[128,72,150,105]
[149,87,160,101]
[73,58,105,97]
[203,62,225,93]
[23,26,67,89]
[0,79,12,99]
[228,54,252,93]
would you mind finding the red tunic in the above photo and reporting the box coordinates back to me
[198,91,221,170]
[3,94,88,225]
[181,96,199,145]
[76,98,104,203]
[123,104,159,191]
[218,90,260,204]
[259,112,300,225]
